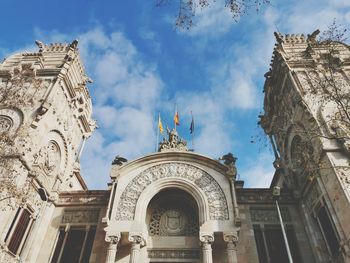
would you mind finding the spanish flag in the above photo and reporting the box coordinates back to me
[174,110,180,126]
[158,114,164,134]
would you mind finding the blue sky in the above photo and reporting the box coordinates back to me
[1,0,349,189]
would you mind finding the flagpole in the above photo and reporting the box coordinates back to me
[191,111,194,151]
[174,104,177,131]
[156,112,160,152]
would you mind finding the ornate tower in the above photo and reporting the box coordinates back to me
[261,31,350,262]
[0,40,95,261]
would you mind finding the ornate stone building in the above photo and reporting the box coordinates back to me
[0,32,349,263]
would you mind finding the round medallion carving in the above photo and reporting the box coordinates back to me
[0,115,13,132]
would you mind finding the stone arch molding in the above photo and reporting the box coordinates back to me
[115,162,229,221]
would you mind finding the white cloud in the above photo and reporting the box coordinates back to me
[180,1,234,37]
[240,153,275,188]
[18,0,349,191]
[139,28,161,53]
[32,27,164,189]
[78,28,163,189]
[277,0,350,34]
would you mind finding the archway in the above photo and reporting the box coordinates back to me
[146,188,200,263]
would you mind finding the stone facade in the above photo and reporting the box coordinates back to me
[0,33,349,263]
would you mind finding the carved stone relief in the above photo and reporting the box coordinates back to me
[62,209,100,224]
[250,208,291,223]
[0,115,13,132]
[336,166,350,189]
[0,108,23,133]
[149,207,198,236]
[148,249,200,259]
[33,140,61,176]
[115,163,229,221]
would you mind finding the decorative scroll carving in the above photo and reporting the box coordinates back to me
[62,209,100,223]
[224,233,239,251]
[105,235,120,244]
[223,233,239,244]
[250,208,291,222]
[200,235,214,251]
[148,249,200,259]
[115,163,229,221]
[200,235,214,244]
[128,235,144,246]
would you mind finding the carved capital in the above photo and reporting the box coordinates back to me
[223,233,238,244]
[200,235,214,244]
[224,233,238,250]
[106,235,120,244]
[128,235,144,245]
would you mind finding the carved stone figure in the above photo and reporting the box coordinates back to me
[33,141,61,175]
[158,128,188,152]
[219,153,237,178]
[112,155,128,166]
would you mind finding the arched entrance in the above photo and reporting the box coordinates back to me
[146,188,200,262]
[105,153,240,263]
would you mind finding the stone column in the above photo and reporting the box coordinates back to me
[105,235,120,263]
[129,235,143,263]
[224,233,239,263]
[200,235,214,263]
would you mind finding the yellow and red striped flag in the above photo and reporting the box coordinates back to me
[158,114,164,134]
[174,110,180,126]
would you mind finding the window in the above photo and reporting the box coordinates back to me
[253,224,302,263]
[51,226,96,263]
[316,206,340,257]
[5,207,34,255]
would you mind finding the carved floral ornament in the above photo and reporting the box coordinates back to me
[115,163,229,221]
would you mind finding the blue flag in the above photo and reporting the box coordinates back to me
[190,116,194,134]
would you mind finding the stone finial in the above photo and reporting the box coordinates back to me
[69,39,79,49]
[274,32,284,44]
[35,40,44,51]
